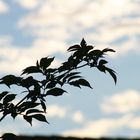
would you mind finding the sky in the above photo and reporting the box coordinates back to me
[0,0,140,138]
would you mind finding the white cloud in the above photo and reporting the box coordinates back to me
[63,114,133,138]
[0,36,12,46]
[47,104,67,118]
[0,1,9,13]
[15,0,42,9]
[101,90,140,114]
[0,39,67,74]
[17,0,140,58]
[71,111,85,124]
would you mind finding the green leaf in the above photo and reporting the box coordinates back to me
[0,91,9,101]
[3,94,16,104]
[23,115,32,126]
[40,57,54,70]
[31,114,48,123]
[46,87,66,96]
[21,66,41,75]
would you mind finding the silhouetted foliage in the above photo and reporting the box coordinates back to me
[0,39,117,125]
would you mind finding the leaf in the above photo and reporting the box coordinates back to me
[26,109,43,115]
[0,75,22,87]
[80,38,87,47]
[31,114,48,123]
[0,91,9,101]
[105,67,117,84]
[40,100,46,112]
[97,65,106,73]
[69,79,92,89]
[11,108,18,119]
[40,57,54,70]
[102,48,115,53]
[67,75,82,82]
[69,81,81,88]
[99,59,108,65]
[62,72,81,82]
[67,45,80,52]
[23,115,32,126]
[21,66,41,75]
[77,79,92,88]
[18,101,40,113]
[3,94,16,104]
[88,49,103,58]
[21,76,39,88]
[46,87,66,96]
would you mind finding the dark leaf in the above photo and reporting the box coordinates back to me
[21,76,39,88]
[80,38,87,47]
[46,87,66,96]
[31,114,48,123]
[99,59,108,65]
[67,75,82,82]
[40,57,54,70]
[0,91,9,101]
[105,67,117,84]
[0,75,22,87]
[11,108,17,119]
[97,65,106,73]
[102,48,115,53]
[18,101,40,113]
[46,81,56,88]
[69,79,92,89]
[3,94,16,104]
[67,45,80,52]
[40,100,46,112]
[88,49,103,58]
[26,109,43,115]
[45,68,57,73]
[62,72,80,82]
[36,60,40,67]
[21,66,41,75]
[69,81,81,88]
[23,115,32,126]
[77,79,92,88]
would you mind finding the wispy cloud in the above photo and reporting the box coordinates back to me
[0,1,9,13]
[16,0,140,58]
[0,38,67,74]
[47,104,67,118]
[63,114,140,138]
[63,114,133,138]
[71,111,85,124]
[101,89,140,114]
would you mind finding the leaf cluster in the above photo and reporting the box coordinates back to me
[0,39,117,125]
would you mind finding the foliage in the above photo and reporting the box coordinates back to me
[0,39,117,125]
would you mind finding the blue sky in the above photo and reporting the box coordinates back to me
[0,0,140,138]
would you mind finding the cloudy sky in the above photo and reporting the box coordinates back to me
[0,0,140,138]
